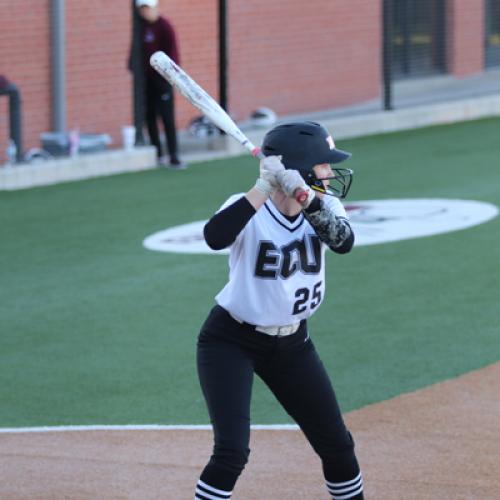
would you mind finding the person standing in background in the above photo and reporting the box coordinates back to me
[133,0,186,169]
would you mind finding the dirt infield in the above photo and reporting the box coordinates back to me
[1,362,499,499]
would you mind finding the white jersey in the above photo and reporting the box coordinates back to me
[216,194,347,327]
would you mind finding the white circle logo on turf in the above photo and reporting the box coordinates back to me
[143,199,498,254]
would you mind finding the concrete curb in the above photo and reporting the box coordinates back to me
[238,93,500,151]
[0,147,156,191]
[331,93,500,139]
[1,93,500,191]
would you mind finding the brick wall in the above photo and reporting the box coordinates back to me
[0,0,217,162]
[0,0,51,162]
[228,0,382,121]
[0,0,490,164]
[65,2,133,145]
[64,0,219,148]
[169,0,218,128]
[447,0,485,76]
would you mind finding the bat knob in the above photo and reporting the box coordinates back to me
[295,190,308,204]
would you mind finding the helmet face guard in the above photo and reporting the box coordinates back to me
[305,167,353,199]
[261,121,354,199]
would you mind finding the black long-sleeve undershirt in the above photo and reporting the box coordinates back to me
[204,196,255,250]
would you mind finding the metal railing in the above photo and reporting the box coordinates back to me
[0,82,23,164]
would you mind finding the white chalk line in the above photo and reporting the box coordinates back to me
[0,424,299,434]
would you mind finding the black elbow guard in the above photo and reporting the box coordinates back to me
[332,230,355,254]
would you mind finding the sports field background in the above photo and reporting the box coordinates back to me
[1,117,499,427]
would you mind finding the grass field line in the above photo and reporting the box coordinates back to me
[0,424,300,434]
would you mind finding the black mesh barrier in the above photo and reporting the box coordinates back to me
[389,0,446,80]
[486,0,500,67]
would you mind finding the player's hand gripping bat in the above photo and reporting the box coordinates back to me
[150,51,308,204]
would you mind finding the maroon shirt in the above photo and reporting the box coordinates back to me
[141,16,180,81]
[0,74,10,89]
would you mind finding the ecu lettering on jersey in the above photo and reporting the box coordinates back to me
[254,234,322,279]
[216,195,341,327]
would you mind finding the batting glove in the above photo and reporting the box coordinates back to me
[276,169,316,208]
[254,156,285,196]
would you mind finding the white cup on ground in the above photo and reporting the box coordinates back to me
[122,126,136,151]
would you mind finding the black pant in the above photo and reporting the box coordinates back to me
[145,78,178,159]
[197,305,361,493]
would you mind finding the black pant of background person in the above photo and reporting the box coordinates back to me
[145,77,180,164]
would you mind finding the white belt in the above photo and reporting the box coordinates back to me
[228,310,300,337]
[255,323,300,337]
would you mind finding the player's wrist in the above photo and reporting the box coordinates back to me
[303,194,321,212]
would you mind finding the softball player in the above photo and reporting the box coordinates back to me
[194,122,364,500]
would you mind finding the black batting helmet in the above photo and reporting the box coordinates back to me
[261,121,353,198]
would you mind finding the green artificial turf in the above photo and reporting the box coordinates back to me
[1,117,499,426]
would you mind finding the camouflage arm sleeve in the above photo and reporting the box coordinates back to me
[303,197,354,253]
